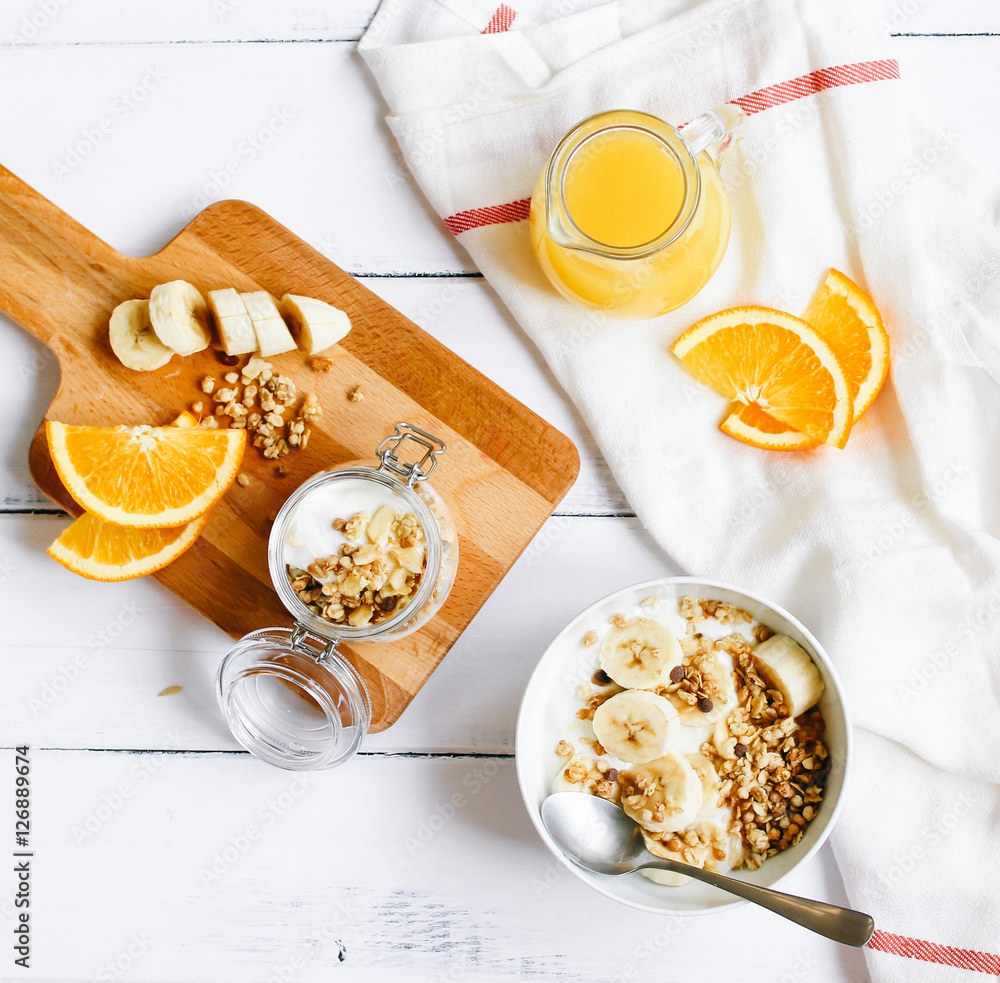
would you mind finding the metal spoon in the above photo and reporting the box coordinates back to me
[541,793,874,947]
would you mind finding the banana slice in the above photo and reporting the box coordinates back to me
[148,281,211,356]
[640,822,737,886]
[668,651,737,726]
[208,288,257,356]
[108,299,175,371]
[599,618,683,690]
[592,690,678,764]
[620,752,702,833]
[550,754,593,794]
[712,715,739,760]
[241,291,296,357]
[281,294,352,355]
[752,634,825,716]
[685,752,722,818]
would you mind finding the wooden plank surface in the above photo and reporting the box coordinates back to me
[0,2,997,980]
[0,748,868,983]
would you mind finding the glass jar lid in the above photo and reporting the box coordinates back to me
[217,627,371,770]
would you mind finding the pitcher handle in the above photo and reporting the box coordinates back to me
[682,104,746,165]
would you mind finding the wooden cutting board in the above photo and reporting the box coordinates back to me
[0,164,580,732]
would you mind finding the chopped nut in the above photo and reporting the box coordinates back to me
[191,401,204,414]
[201,376,216,394]
[300,393,322,423]
[348,386,364,402]
[639,595,658,607]
[609,613,627,628]
[582,629,599,647]
[224,371,239,384]
[275,464,291,477]
[555,740,574,758]
[310,357,335,373]
[236,473,250,487]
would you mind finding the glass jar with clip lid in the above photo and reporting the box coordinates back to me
[216,422,459,770]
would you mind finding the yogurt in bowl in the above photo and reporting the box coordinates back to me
[515,577,850,915]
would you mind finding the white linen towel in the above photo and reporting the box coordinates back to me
[359,2,1000,978]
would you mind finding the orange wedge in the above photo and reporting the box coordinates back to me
[47,512,208,582]
[719,270,889,450]
[46,422,245,528]
[803,268,890,418]
[671,307,853,448]
[720,401,819,451]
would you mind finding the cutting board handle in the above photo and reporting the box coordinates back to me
[0,164,126,346]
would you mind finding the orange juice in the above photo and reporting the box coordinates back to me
[563,129,686,247]
[529,110,734,319]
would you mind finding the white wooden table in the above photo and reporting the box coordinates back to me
[0,3,996,980]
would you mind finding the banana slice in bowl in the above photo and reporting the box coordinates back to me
[599,617,683,690]
[667,650,737,726]
[640,822,742,887]
[752,633,825,716]
[592,690,678,764]
[620,752,702,833]
[686,751,723,818]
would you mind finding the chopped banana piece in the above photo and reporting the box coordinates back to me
[208,288,257,356]
[241,291,296,357]
[281,293,352,355]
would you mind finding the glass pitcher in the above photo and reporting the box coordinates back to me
[529,106,745,319]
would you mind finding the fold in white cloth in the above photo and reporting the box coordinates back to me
[360,2,1000,978]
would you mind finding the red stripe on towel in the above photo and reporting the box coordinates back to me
[443,57,899,234]
[443,196,531,235]
[867,930,1000,975]
[482,4,516,33]
[731,58,899,115]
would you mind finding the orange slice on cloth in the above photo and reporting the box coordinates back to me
[719,270,889,449]
[46,422,245,528]
[670,307,853,448]
[719,401,819,452]
[802,268,890,418]
[47,512,208,582]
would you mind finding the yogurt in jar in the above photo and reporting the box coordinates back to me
[283,477,415,572]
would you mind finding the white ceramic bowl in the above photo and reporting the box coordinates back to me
[515,577,850,915]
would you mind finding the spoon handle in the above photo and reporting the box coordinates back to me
[641,860,874,947]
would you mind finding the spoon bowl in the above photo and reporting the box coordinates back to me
[541,792,874,948]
